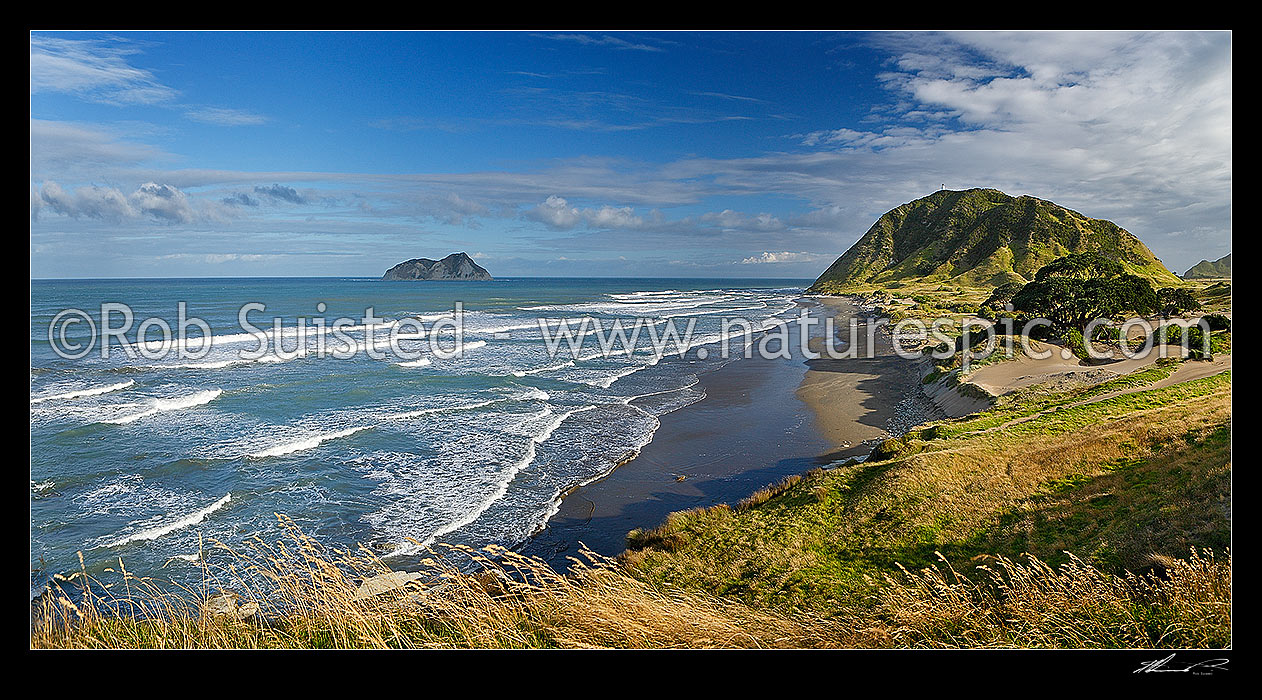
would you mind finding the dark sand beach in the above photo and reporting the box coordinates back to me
[523,296,934,566]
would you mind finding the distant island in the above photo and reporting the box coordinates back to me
[382,252,492,281]
[808,188,1178,293]
[1183,253,1231,280]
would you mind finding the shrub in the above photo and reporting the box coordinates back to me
[1203,314,1231,332]
[1065,329,1088,360]
[870,438,906,461]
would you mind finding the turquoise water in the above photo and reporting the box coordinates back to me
[30,277,809,596]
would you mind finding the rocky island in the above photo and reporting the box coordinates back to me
[382,252,492,281]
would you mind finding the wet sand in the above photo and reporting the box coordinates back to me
[796,297,935,456]
[521,296,932,567]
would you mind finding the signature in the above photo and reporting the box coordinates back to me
[1134,653,1229,675]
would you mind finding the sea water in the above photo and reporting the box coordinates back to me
[30,277,808,597]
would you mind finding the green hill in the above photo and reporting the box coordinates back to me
[809,188,1179,293]
[1183,253,1231,279]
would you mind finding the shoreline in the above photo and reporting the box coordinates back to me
[521,295,933,567]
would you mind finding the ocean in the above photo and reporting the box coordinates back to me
[30,277,811,597]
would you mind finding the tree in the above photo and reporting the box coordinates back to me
[1034,251,1124,281]
[1009,253,1158,333]
[1156,287,1202,317]
[982,281,1024,310]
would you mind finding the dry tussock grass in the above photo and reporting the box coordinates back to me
[31,514,1229,649]
[864,548,1230,648]
[31,515,828,649]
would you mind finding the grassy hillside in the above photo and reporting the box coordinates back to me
[1184,253,1231,279]
[623,366,1230,623]
[809,189,1180,293]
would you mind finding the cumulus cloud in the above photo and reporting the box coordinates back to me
[38,181,135,223]
[524,195,584,229]
[130,182,194,222]
[524,196,668,231]
[701,210,786,231]
[36,181,194,224]
[585,205,645,229]
[740,251,830,265]
[159,253,273,263]
[222,192,259,207]
[254,184,308,204]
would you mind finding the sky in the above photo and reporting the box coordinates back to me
[30,30,1232,279]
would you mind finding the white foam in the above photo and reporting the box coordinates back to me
[247,425,374,459]
[405,405,596,553]
[163,354,293,370]
[109,493,231,547]
[581,365,646,389]
[390,399,499,420]
[516,387,550,401]
[102,389,223,425]
[469,321,543,335]
[394,357,432,368]
[120,318,402,356]
[31,380,134,404]
[511,360,575,377]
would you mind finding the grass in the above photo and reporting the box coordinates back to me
[32,518,1229,649]
[622,365,1231,624]
[33,517,827,649]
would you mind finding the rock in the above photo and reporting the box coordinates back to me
[236,600,260,619]
[352,571,426,601]
[203,591,258,620]
[382,252,491,281]
[204,592,238,617]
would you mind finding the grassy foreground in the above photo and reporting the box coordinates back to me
[32,366,1231,649]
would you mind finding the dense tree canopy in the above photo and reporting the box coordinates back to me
[1033,251,1124,281]
[982,281,1025,310]
[1156,287,1203,316]
[1008,253,1159,332]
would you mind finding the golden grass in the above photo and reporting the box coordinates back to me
[863,548,1230,648]
[30,515,1229,648]
[31,516,827,649]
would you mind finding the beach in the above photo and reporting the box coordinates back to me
[524,295,936,565]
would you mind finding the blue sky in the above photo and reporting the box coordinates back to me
[31,31,1231,278]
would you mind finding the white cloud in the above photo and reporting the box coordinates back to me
[525,195,584,229]
[523,196,663,231]
[701,210,785,231]
[740,251,830,265]
[30,120,168,179]
[535,33,666,53]
[585,205,644,229]
[30,36,177,105]
[130,182,194,223]
[37,181,134,222]
[184,107,268,126]
[159,253,273,264]
[36,181,195,224]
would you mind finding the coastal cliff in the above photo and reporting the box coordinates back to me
[382,252,492,281]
